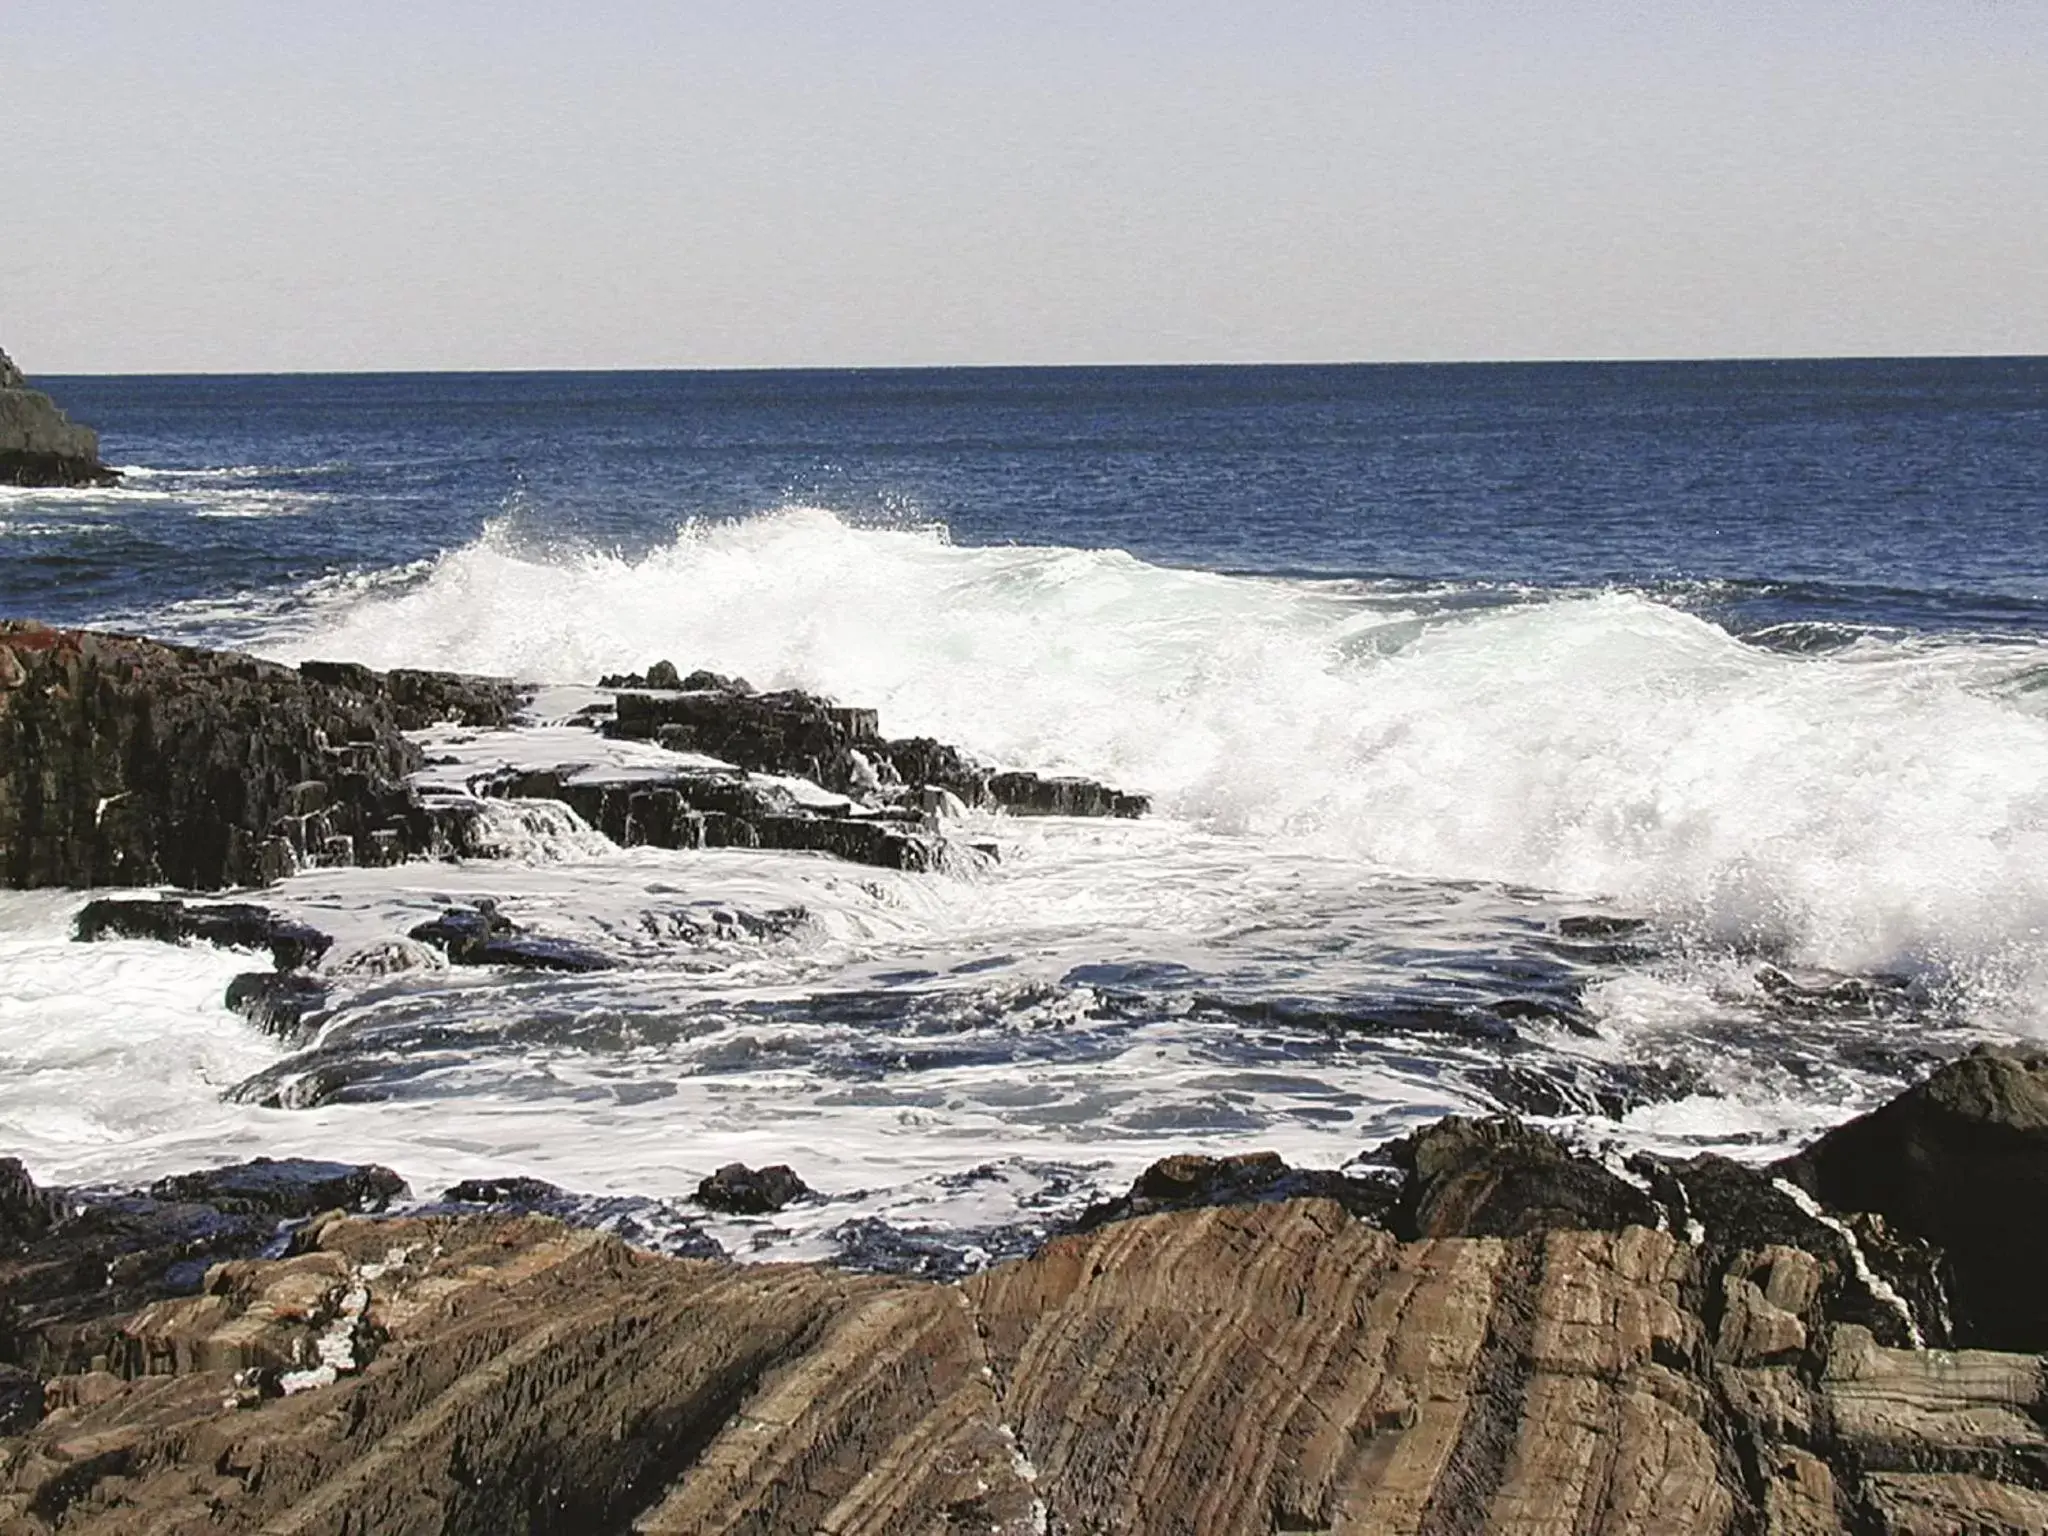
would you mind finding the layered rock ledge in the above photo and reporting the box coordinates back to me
[0,625,1148,889]
[5,1051,2048,1534]
[0,349,114,489]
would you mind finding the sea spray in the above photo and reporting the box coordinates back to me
[265,508,2048,1005]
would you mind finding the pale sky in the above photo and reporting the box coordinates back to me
[5,1,2044,372]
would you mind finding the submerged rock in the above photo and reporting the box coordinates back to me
[223,971,330,1042]
[407,903,617,972]
[484,763,948,871]
[75,897,333,970]
[0,346,115,487]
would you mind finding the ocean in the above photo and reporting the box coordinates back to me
[3,358,2046,1266]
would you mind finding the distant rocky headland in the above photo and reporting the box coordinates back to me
[6,620,2048,1532]
[0,348,115,488]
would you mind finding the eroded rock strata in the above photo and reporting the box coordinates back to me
[3,1195,2045,1534]
[4,1054,2048,1533]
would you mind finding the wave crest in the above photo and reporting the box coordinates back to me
[262,507,2048,999]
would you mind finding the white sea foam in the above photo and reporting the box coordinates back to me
[263,507,2048,1011]
[13,506,2043,1259]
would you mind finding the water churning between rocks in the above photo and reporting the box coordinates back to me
[3,361,2046,1268]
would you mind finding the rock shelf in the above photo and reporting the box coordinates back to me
[4,1052,2048,1533]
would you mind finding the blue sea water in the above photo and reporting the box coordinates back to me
[4,359,2048,1261]
[17,358,2048,641]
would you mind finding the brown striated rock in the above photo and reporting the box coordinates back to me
[5,1195,2048,1534]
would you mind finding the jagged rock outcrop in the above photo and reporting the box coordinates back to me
[2,628,1149,888]
[0,348,114,488]
[4,1192,2048,1534]
[600,663,1150,820]
[0,624,517,889]
[1777,1044,2048,1349]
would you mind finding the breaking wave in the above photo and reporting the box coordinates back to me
[260,506,2048,1009]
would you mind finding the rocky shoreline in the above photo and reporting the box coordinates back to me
[2,1050,2048,1532]
[7,621,2048,1530]
[0,622,1144,891]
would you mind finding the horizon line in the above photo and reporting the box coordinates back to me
[30,350,2048,380]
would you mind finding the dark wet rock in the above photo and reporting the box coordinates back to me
[223,971,330,1042]
[0,1157,404,1379]
[426,1184,723,1260]
[602,675,1147,822]
[1639,1151,1948,1349]
[480,764,948,872]
[75,897,332,970]
[148,1158,406,1219]
[1073,1150,1400,1232]
[696,1162,813,1215]
[984,770,1150,819]
[0,1159,65,1250]
[1776,1044,2048,1349]
[1190,991,1522,1042]
[0,345,115,487]
[826,1215,1020,1280]
[1755,962,1918,1020]
[325,935,444,977]
[680,666,750,692]
[441,1176,567,1206]
[1387,1114,1660,1240]
[1556,913,1648,940]
[598,659,748,691]
[1543,914,1661,964]
[407,904,618,972]
[0,624,528,890]
[0,1362,39,1436]
[299,659,524,731]
[1463,1056,1703,1120]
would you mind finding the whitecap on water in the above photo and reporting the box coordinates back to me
[12,507,2043,1264]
